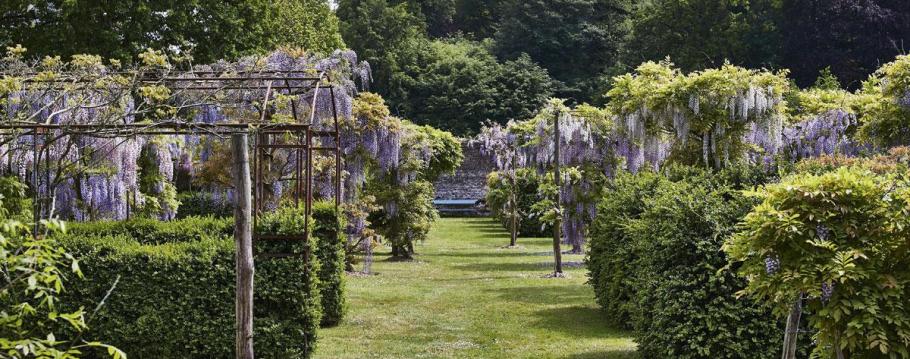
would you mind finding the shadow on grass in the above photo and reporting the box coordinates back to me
[484,285,592,305]
[430,251,532,258]
[453,261,559,272]
[563,350,638,359]
[531,305,630,339]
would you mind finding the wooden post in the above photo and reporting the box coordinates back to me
[781,295,802,359]
[509,154,518,247]
[232,133,254,359]
[552,111,563,275]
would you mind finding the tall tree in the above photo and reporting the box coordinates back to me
[0,0,345,63]
[337,0,427,108]
[493,0,631,102]
[780,0,910,88]
[401,39,554,134]
[624,0,780,74]
[452,0,509,39]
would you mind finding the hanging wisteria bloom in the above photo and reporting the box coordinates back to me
[781,110,860,160]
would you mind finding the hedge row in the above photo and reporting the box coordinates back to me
[67,215,233,244]
[58,202,345,358]
[587,165,799,358]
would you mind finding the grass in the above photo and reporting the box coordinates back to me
[314,217,637,359]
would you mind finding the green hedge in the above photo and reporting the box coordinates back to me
[312,201,346,327]
[59,233,319,358]
[587,166,791,358]
[175,191,233,219]
[58,207,328,358]
[67,215,233,244]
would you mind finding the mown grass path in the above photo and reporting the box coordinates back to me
[315,217,636,359]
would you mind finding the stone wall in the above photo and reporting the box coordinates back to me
[434,140,494,201]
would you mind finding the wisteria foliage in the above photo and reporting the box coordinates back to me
[0,47,372,221]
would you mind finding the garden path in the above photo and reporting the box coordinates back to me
[315,217,636,359]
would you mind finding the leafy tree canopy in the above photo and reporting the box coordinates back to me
[0,0,345,63]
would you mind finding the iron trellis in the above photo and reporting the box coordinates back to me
[0,72,346,247]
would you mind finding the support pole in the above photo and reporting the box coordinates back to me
[781,295,802,359]
[232,133,254,359]
[509,153,518,247]
[552,111,563,275]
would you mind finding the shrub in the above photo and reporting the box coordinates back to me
[586,170,664,329]
[59,208,322,358]
[312,201,346,327]
[175,191,233,218]
[725,167,910,358]
[588,165,786,358]
[67,215,232,244]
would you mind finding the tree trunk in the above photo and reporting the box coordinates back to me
[232,134,254,359]
[552,111,563,275]
[781,295,802,359]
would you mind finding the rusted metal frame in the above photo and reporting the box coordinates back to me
[31,130,39,236]
[330,87,342,214]
[303,73,325,244]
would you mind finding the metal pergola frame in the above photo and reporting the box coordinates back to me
[0,71,345,247]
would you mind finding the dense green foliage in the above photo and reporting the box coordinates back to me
[400,39,553,134]
[174,191,233,219]
[625,0,779,74]
[0,0,344,63]
[856,55,910,147]
[485,168,548,237]
[67,216,232,244]
[0,181,122,358]
[726,167,910,358]
[312,201,347,327]
[55,205,351,358]
[587,165,785,358]
[493,0,629,101]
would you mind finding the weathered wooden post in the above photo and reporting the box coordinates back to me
[781,295,802,359]
[509,153,518,247]
[552,110,563,275]
[232,133,254,359]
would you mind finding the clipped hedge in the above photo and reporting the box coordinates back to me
[312,201,346,327]
[59,207,324,358]
[60,234,319,358]
[587,165,789,358]
[67,215,233,244]
[175,191,233,219]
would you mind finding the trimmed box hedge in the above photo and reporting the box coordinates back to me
[58,202,346,358]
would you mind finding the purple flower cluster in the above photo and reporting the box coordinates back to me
[782,110,858,160]
[820,282,835,302]
[765,255,780,275]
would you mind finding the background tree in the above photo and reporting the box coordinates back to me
[0,0,345,63]
[401,39,553,134]
[780,0,910,89]
[493,0,631,102]
[337,0,427,110]
[623,0,780,74]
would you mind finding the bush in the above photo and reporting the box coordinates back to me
[312,201,346,327]
[586,170,664,329]
[175,191,233,218]
[725,167,910,357]
[67,215,233,244]
[59,209,323,358]
[587,165,787,358]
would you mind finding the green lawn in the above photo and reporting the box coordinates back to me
[314,217,636,359]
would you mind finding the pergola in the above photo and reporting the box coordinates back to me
[1,68,348,358]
